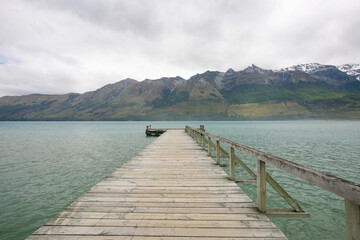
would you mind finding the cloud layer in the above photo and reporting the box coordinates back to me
[1,0,359,96]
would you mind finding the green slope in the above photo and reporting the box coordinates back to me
[1,80,360,120]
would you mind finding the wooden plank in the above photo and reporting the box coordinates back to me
[55,212,270,221]
[88,186,242,191]
[88,188,242,194]
[106,174,229,179]
[82,192,251,198]
[88,189,243,195]
[27,129,286,240]
[265,209,310,218]
[28,236,287,240]
[33,226,286,238]
[64,206,260,214]
[77,196,253,203]
[69,201,257,208]
[96,183,239,187]
[45,218,276,228]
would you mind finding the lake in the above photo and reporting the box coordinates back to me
[0,121,359,239]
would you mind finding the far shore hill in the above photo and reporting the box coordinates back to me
[1,63,360,120]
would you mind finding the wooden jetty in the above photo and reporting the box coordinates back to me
[27,129,287,239]
[145,125,166,136]
[28,126,360,240]
[145,125,183,136]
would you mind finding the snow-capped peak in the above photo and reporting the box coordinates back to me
[337,64,360,80]
[275,63,330,73]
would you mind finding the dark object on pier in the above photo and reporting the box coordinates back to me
[145,125,167,136]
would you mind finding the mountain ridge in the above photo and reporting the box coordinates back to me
[1,63,360,120]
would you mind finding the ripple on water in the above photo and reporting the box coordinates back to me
[0,121,359,240]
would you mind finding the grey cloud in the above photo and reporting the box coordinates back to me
[0,0,359,96]
[35,0,163,38]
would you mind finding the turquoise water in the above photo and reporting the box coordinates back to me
[0,121,359,240]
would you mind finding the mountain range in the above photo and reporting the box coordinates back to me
[1,63,360,120]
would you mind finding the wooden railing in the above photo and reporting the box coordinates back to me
[185,125,360,240]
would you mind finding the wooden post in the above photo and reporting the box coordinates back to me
[202,134,205,149]
[229,147,235,181]
[208,136,212,157]
[216,140,220,165]
[257,159,266,213]
[345,199,360,240]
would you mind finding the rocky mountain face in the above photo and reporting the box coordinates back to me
[1,63,360,120]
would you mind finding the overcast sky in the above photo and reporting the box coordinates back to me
[0,0,359,96]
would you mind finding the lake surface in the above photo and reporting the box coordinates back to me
[0,121,359,240]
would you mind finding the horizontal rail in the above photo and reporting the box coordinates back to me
[186,126,360,205]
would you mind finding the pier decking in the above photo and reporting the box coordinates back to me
[28,130,287,239]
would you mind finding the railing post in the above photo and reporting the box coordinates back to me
[257,159,266,213]
[345,199,360,240]
[216,140,220,165]
[208,136,212,156]
[229,147,235,181]
[202,134,205,149]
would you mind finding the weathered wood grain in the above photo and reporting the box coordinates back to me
[187,126,360,205]
[28,236,287,240]
[27,130,286,239]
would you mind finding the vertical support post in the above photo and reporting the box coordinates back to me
[208,136,212,156]
[202,134,205,149]
[257,159,266,213]
[229,147,235,181]
[216,140,220,165]
[345,199,360,240]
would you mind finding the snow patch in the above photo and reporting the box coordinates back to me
[275,63,327,73]
[337,64,360,81]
